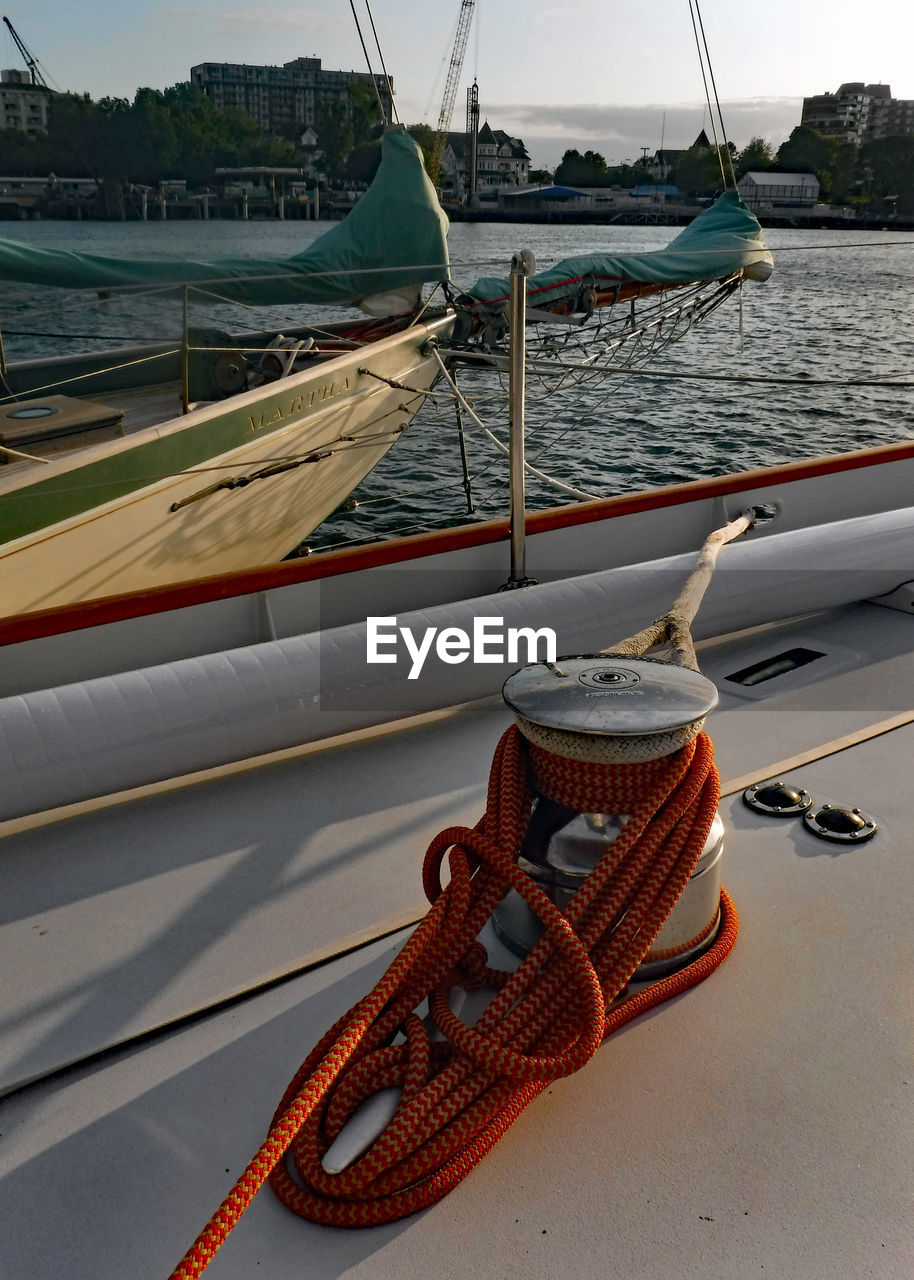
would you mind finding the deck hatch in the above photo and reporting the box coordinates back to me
[725,646,824,688]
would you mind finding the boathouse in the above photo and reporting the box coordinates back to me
[737,170,820,209]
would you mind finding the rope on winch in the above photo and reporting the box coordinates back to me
[168,515,748,1279]
[607,511,752,671]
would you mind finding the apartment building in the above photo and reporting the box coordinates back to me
[0,69,49,134]
[190,57,392,139]
[802,83,914,144]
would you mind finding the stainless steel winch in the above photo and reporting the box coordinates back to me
[494,654,724,980]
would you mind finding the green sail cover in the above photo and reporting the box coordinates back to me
[0,128,450,310]
[469,190,773,306]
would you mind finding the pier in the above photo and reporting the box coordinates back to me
[0,171,327,222]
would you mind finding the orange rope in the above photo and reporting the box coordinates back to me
[169,726,737,1276]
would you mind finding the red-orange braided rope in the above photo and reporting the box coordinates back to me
[169,726,738,1277]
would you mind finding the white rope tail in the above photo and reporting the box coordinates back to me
[606,512,753,671]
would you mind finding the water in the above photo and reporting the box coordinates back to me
[2,217,913,552]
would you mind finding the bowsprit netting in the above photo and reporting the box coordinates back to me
[490,273,743,398]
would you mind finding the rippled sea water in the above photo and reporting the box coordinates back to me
[2,216,913,551]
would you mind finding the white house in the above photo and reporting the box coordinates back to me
[441,121,530,193]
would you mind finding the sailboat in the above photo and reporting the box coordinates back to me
[0,162,773,617]
[2,6,910,1275]
[1,389,912,1280]
[0,128,453,614]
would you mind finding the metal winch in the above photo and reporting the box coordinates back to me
[492,654,724,981]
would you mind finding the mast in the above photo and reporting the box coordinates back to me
[465,80,479,199]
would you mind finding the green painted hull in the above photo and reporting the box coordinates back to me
[0,314,454,614]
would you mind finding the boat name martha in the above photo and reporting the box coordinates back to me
[366,615,558,681]
[248,376,351,431]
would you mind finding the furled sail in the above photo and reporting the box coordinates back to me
[0,128,450,312]
[469,191,773,311]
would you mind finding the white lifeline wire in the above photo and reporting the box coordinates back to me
[431,349,599,502]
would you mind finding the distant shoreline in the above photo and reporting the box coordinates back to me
[2,203,910,232]
[446,206,914,232]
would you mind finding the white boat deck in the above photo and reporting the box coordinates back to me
[1,599,912,1278]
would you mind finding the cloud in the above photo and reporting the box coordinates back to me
[160,4,337,34]
[488,98,804,168]
[215,7,336,32]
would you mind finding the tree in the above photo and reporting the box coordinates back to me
[775,126,860,201]
[314,83,384,181]
[860,134,914,208]
[344,140,382,185]
[0,126,47,174]
[582,150,609,177]
[407,123,437,174]
[161,83,249,186]
[9,85,300,190]
[776,125,830,175]
[44,93,108,179]
[737,136,774,178]
[94,97,135,183]
[824,137,858,202]
[314,98,354,181]
[129,89,179,184]
[554,148,613,187]
[672,143,723,196]
[349,82,384,144]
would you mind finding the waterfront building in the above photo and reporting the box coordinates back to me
[802,83,914,144]
[0,69,49,134]
[647,149,686,183]
[737,170,820,209]
[441,121,529,193]
[190,57,393,138]
[646,131,713,182]
[497,185,605,214]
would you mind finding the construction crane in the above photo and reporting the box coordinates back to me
[2,15,50,88]
[429,0,476,185]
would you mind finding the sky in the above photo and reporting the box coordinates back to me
[6,0,914,169]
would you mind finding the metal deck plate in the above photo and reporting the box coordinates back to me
[503,654,718,735]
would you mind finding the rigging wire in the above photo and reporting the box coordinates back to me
[362,0,400,124]
[690,0,738,188]
[687,0,726,187]
[519,358,914,389]
[742,239,914,251]
[5,235,911,355]
[431,348,598,500]
[347,0,388,127]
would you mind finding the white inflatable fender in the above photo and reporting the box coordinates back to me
[1,506,912,820]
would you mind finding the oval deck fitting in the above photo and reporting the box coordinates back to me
[804,804,878,843]
[743,780,813,817]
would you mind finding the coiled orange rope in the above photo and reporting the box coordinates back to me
[170,725,737,1277]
